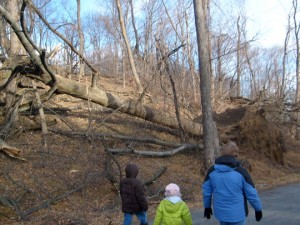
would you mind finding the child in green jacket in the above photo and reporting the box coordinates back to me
[153,183,193,225]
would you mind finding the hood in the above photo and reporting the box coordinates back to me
[214,155,240,172]
[125,164,139,178]
[161,199,184,214]
[215,155,240,167]
[165,196,182,204]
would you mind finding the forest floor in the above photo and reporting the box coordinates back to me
[0,78,300,225]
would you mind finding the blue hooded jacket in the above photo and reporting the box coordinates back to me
[202,155,262,222]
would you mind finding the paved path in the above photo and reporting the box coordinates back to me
[141,182,300,225]
[190,182,300,225]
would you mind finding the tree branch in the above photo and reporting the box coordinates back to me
[106,143,199,157]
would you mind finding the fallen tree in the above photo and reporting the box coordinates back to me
[0,3,202,138]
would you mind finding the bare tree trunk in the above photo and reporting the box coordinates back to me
[184,11,198,103]
[32,81,48,134]
[281,19,291,99]
[245,46,257,99]
[216,35,224,98]
[129,0,139,55]
[236,15,241,97]
[77,0,85,79]
[32,80,48,149]
[155,36,186,141]
[115,0,143,92]
[292,0,300,138]
[0,7,9,55]
[4,0,20,129]
[206,0,215,106]
[193,0,220,169]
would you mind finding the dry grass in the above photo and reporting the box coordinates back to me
[0,95,300,225]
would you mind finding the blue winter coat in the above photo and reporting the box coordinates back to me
[202,155,262,223]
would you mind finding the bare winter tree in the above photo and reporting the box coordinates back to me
[193,0,220,169]
[291,0,300,138]
[292,0,300,104]
[4,0,22,134]
[115,0,143,92]
[128,0,140,55]
[236,15,241,97]
[281,15,292,100]
[0,1,203,138]
[77,0,85,79]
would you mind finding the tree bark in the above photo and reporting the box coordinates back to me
[52,74,202,136]
[0,56,203,137]
[77,0,85,79]
[4,0,20,127]
[292,0,300,138]
[236,15,241,97]
[129,0,140,55]
[193,0,220,169]
[115,0,143,92]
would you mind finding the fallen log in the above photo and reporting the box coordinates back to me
[106,143,199,157]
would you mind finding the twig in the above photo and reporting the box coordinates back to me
[21,184,85,218]
[143,166,167,186]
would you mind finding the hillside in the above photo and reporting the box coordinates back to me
[0,81,300,225]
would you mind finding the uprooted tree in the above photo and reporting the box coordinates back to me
[0,2,203,140]
[0,0,292,221]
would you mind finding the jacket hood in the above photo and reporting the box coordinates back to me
[161,199,184,214]
[125,164,139,178]
[215,155,240,167]
[214,155,240,172]
[165,196,182,204]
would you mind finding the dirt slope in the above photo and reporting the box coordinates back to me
[0,94,300,225]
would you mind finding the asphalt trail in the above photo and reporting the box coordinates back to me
[138,182,300,225]
[191,182,300,225]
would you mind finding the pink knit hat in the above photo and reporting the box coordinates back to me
[165,183,181,197]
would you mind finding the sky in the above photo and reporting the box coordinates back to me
[78,0,289,48]
[245,0,290,48]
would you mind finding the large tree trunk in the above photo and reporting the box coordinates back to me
[51,75,202,136]
[4,0,21,131]
[0,56,202,137]
[193,0,220,169]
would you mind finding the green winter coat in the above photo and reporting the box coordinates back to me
[153,199,193,225]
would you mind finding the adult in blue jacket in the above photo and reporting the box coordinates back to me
[202,141,262,225]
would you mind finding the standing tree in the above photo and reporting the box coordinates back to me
[193,0,220,169]
[129,0,140,56]
[292,0,300,138]
[115,0,143,92]
[236,15,241,97]
[3,0,22,137]
[77,0,85,79]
